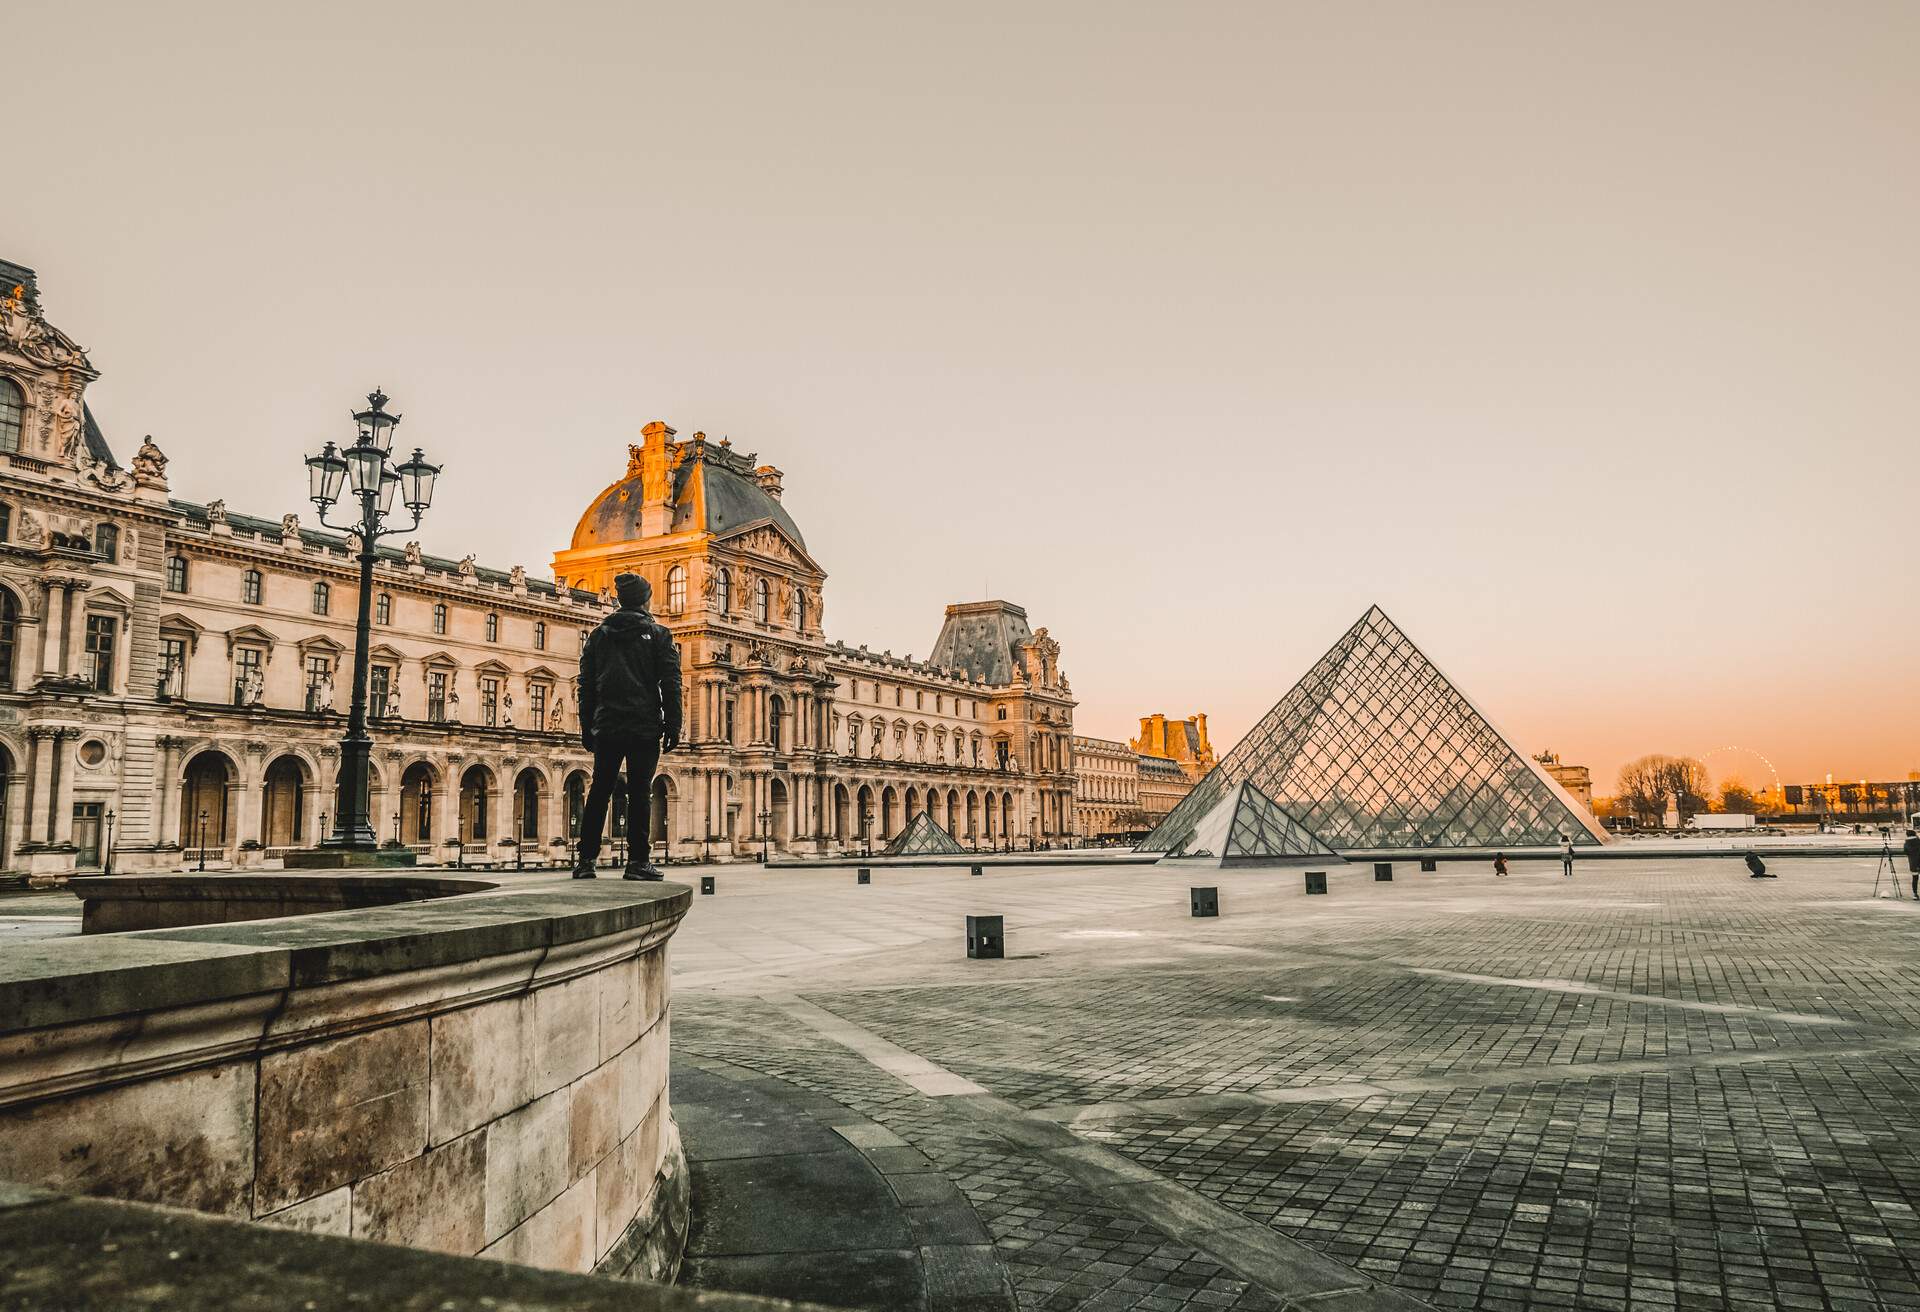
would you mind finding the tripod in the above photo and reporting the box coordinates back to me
[1871,832,1908,899]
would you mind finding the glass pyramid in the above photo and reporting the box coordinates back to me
[1173,779,1340,863]
[1140,605,1610,853]
[884,810,968,856]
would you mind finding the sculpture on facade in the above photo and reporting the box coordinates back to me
[509,564,527,589]
[404,541,423,566]
[445,689,461,722]
[281,513,300,541]
[457,554,477,579]
[313,669,335,713]
[206,499,228,527]
[0,283,90,369]
[385,687,403,719]
[132,436,169,486]
[240,668,265,707]
[500,690,514,728]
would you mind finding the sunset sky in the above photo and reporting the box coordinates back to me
[12,2,1917,792]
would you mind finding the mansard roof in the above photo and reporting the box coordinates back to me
[571,437,806,552]
[928,600,1034,685]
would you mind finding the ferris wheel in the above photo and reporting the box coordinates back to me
[1697,745,1784,798]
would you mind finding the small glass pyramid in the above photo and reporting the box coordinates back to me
[1141,605,1609,853]
[884,810,969,856]
[1173,779,1339,863]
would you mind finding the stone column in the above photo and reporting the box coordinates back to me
[62,585,91,680]
[19,730,44,846]
[49,729,74,846]
[235,742,268,849]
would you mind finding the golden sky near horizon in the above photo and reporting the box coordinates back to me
[9,2,1918,792]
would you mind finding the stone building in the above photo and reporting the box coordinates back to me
[1533,751,1594,812]
[1136,753,1194,827]
[552,424,1077,856]
[0,260,1076,879]
[1070,735,1143,840]
[1132,712,1216,782]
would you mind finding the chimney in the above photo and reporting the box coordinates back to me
[639,421,677,536]
[754,464,785,501]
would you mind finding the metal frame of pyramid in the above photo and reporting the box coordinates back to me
[1140,605,1610,854]
[884,809,968,856]
[1169,779,1341,864]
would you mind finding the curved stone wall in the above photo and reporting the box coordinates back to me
[0,879,691,1280]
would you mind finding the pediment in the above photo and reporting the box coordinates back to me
[368,642,404,663]
[473,658,512,676]
[420,649,460,669]
[296,633,345,654]
[525,664,561,682]
[226,623,279,649]
[158,612,205,635]
[84,584,135,611]
[715,521,824,575]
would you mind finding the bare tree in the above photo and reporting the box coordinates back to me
[1617,754,1712,825]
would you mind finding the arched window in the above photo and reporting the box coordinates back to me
[94,524,119,563]
[0,379,23,454]
[432,603,447,635]
[485,612,499,642]
[242,569,262,605]
[312,581,330,615]
[769,695,786,752]
[795,588,807,631]
[0,589,16,690]
[375,592,392,624]
[714,568,731,613]
[754,579,770,624]
[666,565,686,614]
[533,621,547,650]
[166,554,188,592]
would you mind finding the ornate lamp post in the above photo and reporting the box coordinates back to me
[757,806,771,863]
[305,390,440,854]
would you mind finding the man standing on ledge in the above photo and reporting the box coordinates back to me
[575,572,680,880]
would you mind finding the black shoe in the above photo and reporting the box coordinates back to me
[623,863,664,882]
[572,863,597,879]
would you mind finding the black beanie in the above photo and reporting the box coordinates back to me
[614,573,651,609]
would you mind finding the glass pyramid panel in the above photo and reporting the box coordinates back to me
[1174,780,1339,862]
[1140,606,1609,853]
[884,810,968,856]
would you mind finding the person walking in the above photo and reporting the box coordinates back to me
[1560,837,1575,878]
[1904,828,1920,900]
[574,572,681,880]
[1493,852,1509,878]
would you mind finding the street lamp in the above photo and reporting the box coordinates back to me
[757,807,771,863]
[307,389,440,850]
[104,808,116,876]
[196,809,209,872]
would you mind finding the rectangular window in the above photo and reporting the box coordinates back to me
[312,581,330,615]
[533,621,546,650]
[428,671,448,722]
[369,664,392,715]
[159,636,188,699]
[0,503,10,542]
[233,647,263,705]
[432,603,447,635]
[243,570,262,605]
[84,614,117,692]
[94,524,119,563]
[480,676,499,727]
[305,655,332,711]
[375,592,392,624]
[529,683,548,728]
[166,555,188,592]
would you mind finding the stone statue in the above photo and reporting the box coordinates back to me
[281,512,300,540]
[0,284,89,369]
[15,510,43,547]
[509,564,526,589]
[314,670,335,712]
[50,390,82,461]
[160,655,185,699]
[457,554,477,578]
[132,436,169,485]
[241,668,264,706]
[206,499,227,526]
[500,689,515,727]
[777,580,794,623]
[548,699,565,731]
[385,687,402,719]
[404,540,423,566]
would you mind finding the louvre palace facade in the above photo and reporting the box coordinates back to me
[0,258,1076,881]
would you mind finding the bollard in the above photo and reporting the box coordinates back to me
[1419,857,1438,873]
[1304,871,1328,895]
[970,864,983,878]
[1190,886,1219,917]
[700,875,715,895]
[1374,862,1393,882]
[966,914,1004,959]
[857,867,871,885]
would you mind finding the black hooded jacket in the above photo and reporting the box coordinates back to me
[578,606,681,746]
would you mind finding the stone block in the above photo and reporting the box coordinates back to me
[351,1128,487,1254]
[0,1062,254,1216]
[632,1013,670,1127]
[259,1186,350,1236]
[483,1167,597,1274]
[593,1124,645,1261]
[429,994,533,1146]
[484,1086,573,1243]
[569,1058,623,1183]
[256,1021,429,1214]
[637,948,668,1032]
[597,956,642,1063]
[532,976,600,1099]
[615,1044,647,1142]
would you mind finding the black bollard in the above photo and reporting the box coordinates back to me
[1190,887,1219,917]
[966,914,1004,959]
[1374,862,1393,881]
[970,864,983,878]
[700,875,715,895]
[1419,857,1438,873]
[857,867,871,884]
[1304,870,1328,895]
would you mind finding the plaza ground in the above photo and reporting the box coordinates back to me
[6,853,1919,1310]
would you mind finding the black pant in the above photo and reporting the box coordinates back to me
[578,733,660,866]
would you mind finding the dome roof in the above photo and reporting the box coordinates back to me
[570,455,806,552]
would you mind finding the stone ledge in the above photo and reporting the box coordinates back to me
[71,873,498,934]
[0,880,692,1034]
[0,1186,816,1311]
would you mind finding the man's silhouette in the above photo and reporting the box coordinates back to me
[575,573,680,880]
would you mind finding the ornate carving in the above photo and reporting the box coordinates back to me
[133,436,169,487]
[205,499,228,526]
[0,283,91,370]
[244,739,270,757]
[281,512,300,541]
[626,444,645,478]
[404,541,423,566]
[509,564,527,589]
[14,510,44,547]
[457,554,477,579]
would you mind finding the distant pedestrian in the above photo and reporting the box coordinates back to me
[1493,852,1509,878]
[1744,852,1773,879]
[1561,837,1574,878]
[1904,829,1920,899]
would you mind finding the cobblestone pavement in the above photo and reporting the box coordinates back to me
[664,855,1920,1311]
